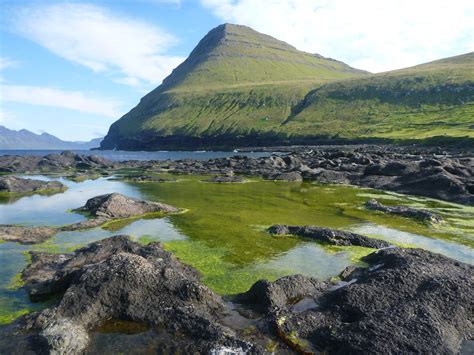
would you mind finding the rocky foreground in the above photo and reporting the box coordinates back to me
[1,233,471,354]
[0,146,472,204]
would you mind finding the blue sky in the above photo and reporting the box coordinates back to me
[0,0,473,141]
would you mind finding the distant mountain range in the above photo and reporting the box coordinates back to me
[0,126,103,150]
[101,23,474,150]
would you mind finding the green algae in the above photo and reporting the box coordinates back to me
[0,174,472,325]
[100,212,167,232]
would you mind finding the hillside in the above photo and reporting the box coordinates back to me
[101,23,368,150]
[0,126,102,150]
[101,24,474,150]
[283,52,474,142]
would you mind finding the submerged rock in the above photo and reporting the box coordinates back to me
[75,192,180,218]
[0,176,65,194]
[237,247,474,354]
[20,236,258,353]
[0,225,57,244]
[204,175,246,183]
[268,224,391,249]
[365,198,443,223]
[268,171,303,182]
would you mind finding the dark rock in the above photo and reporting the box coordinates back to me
[269,171,303,182]
[121,175,177,182]
[20,236,259,353]
[239,248,474,354]
[204,175,246,183]
[365,199,443,223]
[0,225,57,244]
[76,193,180,218]
[236,275,326,313]
[0,176,65,194]
[268,224,391,249]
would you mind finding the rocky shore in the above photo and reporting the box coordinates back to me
[1,145,472,205]
[3,234,472,354]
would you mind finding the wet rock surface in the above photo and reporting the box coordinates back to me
[0,176,65,194]
[365,198,444,223]
[19,236,259,354]
[0,225,57,244]
[268,224,392,249]
[237,247,474,354]
[75,192,180,218]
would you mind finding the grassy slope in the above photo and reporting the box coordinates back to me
[283,52,474,140]
[104,25,473,148]
[106,24,367,142]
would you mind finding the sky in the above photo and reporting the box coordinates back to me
[0,0,473,141]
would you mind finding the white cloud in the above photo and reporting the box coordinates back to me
[13,3,185,86]
[0,57,18,71]
[201,0,474,72]
[1,85,123,117]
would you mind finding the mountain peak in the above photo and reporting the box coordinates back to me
[156,23,365,92]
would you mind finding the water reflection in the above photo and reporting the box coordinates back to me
[352,224,473,265]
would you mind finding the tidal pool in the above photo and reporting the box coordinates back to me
[0,175,472,324]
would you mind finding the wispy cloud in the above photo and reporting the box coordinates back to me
[0,57,18,71]
[1,85,123,117]
[13,3,185,87]
[202,0,474,72]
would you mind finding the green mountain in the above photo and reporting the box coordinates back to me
[101,24,474,150]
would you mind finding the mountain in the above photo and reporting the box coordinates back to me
[101,24,474,150]
[0,126,103,150]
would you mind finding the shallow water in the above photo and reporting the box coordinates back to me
[0,174,472,325]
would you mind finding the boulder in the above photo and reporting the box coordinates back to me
[0,225,57,244]
[365,199,443,224]
[268,224,391,249]
[0,176,65,194]
[21,236,258,353]
[238,248,474,354]
[76,193,180,219]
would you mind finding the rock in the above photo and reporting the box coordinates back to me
[204,175,246,183]
[270,171,303,182]
[268,224,391,249]
[0,176,66,194]
[121,175,177,182]
[238,248,474,354]
[236,275,326,313]
[0,225,57,244]
[365,199,443,223]
[20,236,259,353]
[75,193,180,219]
